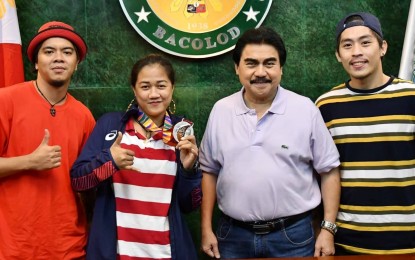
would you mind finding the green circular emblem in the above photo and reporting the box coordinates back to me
[119,0,273,58]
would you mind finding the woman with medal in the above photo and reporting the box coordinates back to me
[70,54,202,260]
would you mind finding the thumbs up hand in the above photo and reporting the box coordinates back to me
[29,129,62,171]
[110,132,136,170]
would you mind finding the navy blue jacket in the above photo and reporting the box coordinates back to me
[70,106,202,260]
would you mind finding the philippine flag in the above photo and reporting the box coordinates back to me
[0,0,24,88]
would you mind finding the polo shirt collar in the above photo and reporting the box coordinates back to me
[235,85,286,115]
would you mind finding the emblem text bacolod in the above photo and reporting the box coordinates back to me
[120,0,273,58]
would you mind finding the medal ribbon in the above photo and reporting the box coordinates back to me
[136,110,175,146]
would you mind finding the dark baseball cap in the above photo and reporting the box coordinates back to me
[336,12,383,40]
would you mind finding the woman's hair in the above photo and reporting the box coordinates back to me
[130,54,175,87]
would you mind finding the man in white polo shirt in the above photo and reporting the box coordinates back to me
[199,26,341,259]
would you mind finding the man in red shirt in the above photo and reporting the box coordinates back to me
[0,21,95,259]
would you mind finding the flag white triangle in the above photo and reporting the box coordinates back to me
[0,0,22,44]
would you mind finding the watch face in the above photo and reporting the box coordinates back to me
[321,220,337,233]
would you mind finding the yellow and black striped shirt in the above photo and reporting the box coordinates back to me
[316,77,415,255]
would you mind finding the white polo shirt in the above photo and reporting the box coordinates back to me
[199,86,340,221]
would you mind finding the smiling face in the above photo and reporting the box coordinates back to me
[132,64,174,126]
[336,26,387,88]
[35,37,79,88]
[235,43,282,105]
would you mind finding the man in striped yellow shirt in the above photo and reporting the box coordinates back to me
[316,12,415,255]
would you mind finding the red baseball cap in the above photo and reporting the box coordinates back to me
[27,21,87,63]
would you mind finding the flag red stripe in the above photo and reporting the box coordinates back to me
[0,43,24,88]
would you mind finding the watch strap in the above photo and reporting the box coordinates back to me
[321,220,338,235]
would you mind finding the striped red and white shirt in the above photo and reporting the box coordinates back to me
[113,119,176,260]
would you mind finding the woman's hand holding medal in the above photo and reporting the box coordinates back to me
[174,120,198,171]
[176,134,199,171]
